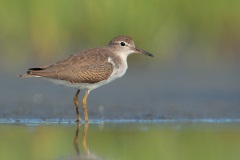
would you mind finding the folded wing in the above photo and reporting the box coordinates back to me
[22,48,114,84]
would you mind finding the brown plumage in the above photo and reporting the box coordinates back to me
[20,48,115,84]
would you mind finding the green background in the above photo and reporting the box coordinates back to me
[1,0,239,70]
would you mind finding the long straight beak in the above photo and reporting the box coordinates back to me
[134,47,154,57]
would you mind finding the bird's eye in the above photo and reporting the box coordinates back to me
[120,42,125,46]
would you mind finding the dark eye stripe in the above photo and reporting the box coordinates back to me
[110,42,128,46]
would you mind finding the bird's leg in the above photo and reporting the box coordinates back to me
[82,90,89,122]
[73,89,81,122]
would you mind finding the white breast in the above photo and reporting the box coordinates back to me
[107,55,128,83]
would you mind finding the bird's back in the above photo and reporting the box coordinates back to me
[21,47,115,84]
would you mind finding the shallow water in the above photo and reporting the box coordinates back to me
[1,121,240,160]
[1,62,240,120]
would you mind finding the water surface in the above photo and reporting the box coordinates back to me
[1,121,240,160]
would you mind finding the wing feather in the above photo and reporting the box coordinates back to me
[27,48,114,84]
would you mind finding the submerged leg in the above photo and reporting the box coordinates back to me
[82,90,90,122]
[73,89,81,122]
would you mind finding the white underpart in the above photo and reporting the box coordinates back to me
[106,56,128,82]
[44,51,130,91]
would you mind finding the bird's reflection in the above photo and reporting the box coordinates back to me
[73,123,100,160]
[74,123,89,156]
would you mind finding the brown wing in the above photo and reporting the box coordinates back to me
[27,48,114,84]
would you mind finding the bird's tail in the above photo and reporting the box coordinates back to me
[18,68,43,78]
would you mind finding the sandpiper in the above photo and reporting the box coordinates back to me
[19,36,153,122]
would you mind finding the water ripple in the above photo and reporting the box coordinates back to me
[0,118,240,124]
